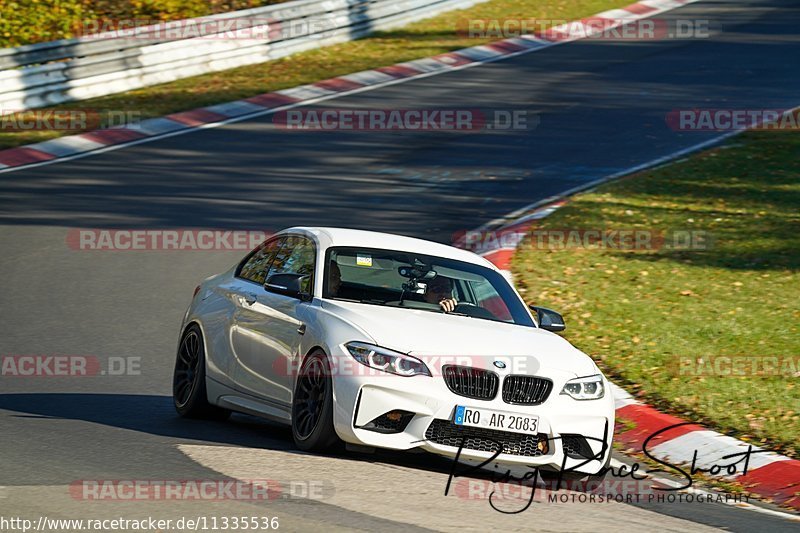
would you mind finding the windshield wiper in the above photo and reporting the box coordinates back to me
[331,297,387,305]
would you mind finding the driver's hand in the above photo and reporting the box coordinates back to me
[439,298,457,313]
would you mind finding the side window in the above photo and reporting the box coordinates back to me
[267,235,315,294]
[237,237,282,285]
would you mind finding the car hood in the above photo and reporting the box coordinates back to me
[320,300,597,377]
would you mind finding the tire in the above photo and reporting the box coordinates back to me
[173,324,230,420]
[292,350,341,452]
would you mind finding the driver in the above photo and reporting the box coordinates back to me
[424,275,458,313]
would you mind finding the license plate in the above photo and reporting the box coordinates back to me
[453,406,539,435]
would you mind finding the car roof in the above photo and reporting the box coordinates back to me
[280,226,497,270]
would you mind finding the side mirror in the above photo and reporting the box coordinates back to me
[529,305,566,332]
[265,273,311,300]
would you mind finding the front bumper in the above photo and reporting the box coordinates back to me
[330,356,615,475]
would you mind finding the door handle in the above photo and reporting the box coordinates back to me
[244,292,257,305]
[297,324,306,335]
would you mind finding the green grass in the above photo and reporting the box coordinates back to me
[0,0,628,150]
[512,131,800,457]
[0,1,279,48]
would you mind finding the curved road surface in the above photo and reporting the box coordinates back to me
[1,0,799,530]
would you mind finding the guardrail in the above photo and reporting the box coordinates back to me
[0,0,484,113]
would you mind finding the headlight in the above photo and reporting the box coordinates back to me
[345,342,431,377]
[561,374,605,400]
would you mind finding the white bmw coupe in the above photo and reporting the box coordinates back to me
[173,227,614,475]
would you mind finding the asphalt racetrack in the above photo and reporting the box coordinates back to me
[1,0,799,530]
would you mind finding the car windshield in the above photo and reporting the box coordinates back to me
[323,246,535,327]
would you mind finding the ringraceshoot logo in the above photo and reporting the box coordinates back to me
[452,477,748,507]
